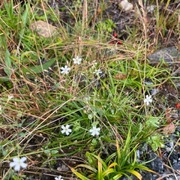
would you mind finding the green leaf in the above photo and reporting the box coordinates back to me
[147,134,164,151]
[22,58,56,74]
[75,164,97,172]
[126,169,142,180]
[108,162,118,168]
[19,4,30,40]
[71,167,90,180]
[4,49,12,77]
[146,116,160,128]
[97,155,103,180]
[112,173,123,180]
[86,152,96,165]
[91,153,108,169]
[21,4,29,27]
[0,76,10,82]
[102,168,115,177]
[136,164,156,174]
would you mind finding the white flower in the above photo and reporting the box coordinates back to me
[73,56,82,65]
[144,95,153,106]
[60,65,71,75]
[10,157,27,171]
[7,94,14,101]
[94,69,102,76]
[120,0,133,11]
[61,124,72,135]
[147,5,156,13]
[55,175,64,180]
[89,126,100,136]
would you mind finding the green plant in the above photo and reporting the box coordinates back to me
[146,134,164,151]
[72,128,154,180]
[96,19,116,34]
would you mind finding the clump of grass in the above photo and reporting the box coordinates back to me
[0,0,179,179]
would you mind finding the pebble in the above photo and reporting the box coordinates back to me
[148,46,180,65]
[147,153,164,173]
[30,20,58,38]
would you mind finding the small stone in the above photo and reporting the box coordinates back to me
[169,152,180,170]
[165,176,176,180]
[119,0,133,11]
[30,20,58,38]
[165,141,174,152]
[162,123,176,135]
[147,153,164,173]
[148,46,180,65]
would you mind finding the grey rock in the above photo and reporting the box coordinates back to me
[169,152,180,170]
[148,46,180,65]
[142,173,159,180]
[165,175,180,180]
[147,153,164,173]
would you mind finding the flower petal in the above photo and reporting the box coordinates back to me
[20,157,27,162]
[9,162,16,168]
[21,162,27,169]
[14,164,21,171]
[13,157,20,163]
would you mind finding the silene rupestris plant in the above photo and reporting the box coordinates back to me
[71,128,155,180]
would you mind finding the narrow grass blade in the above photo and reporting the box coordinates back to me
[75,164,97,172]
[71,167,90,180]
[102,168,115,177]
[112,173,123,180]
[4,49,11,77]
[126,169,142,180]
[98,155,103,180]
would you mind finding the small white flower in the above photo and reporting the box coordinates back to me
[73,56,82,65]
[147,5,156,13]
[60,65,71,75]
[10,157,27,171]
[55,175,64,180]
[89,126,100,136]
[120,0,133,11]
[61,124,72,135]
[144,95,153,106]
[94,69,102,76]
[7,94,14,101]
